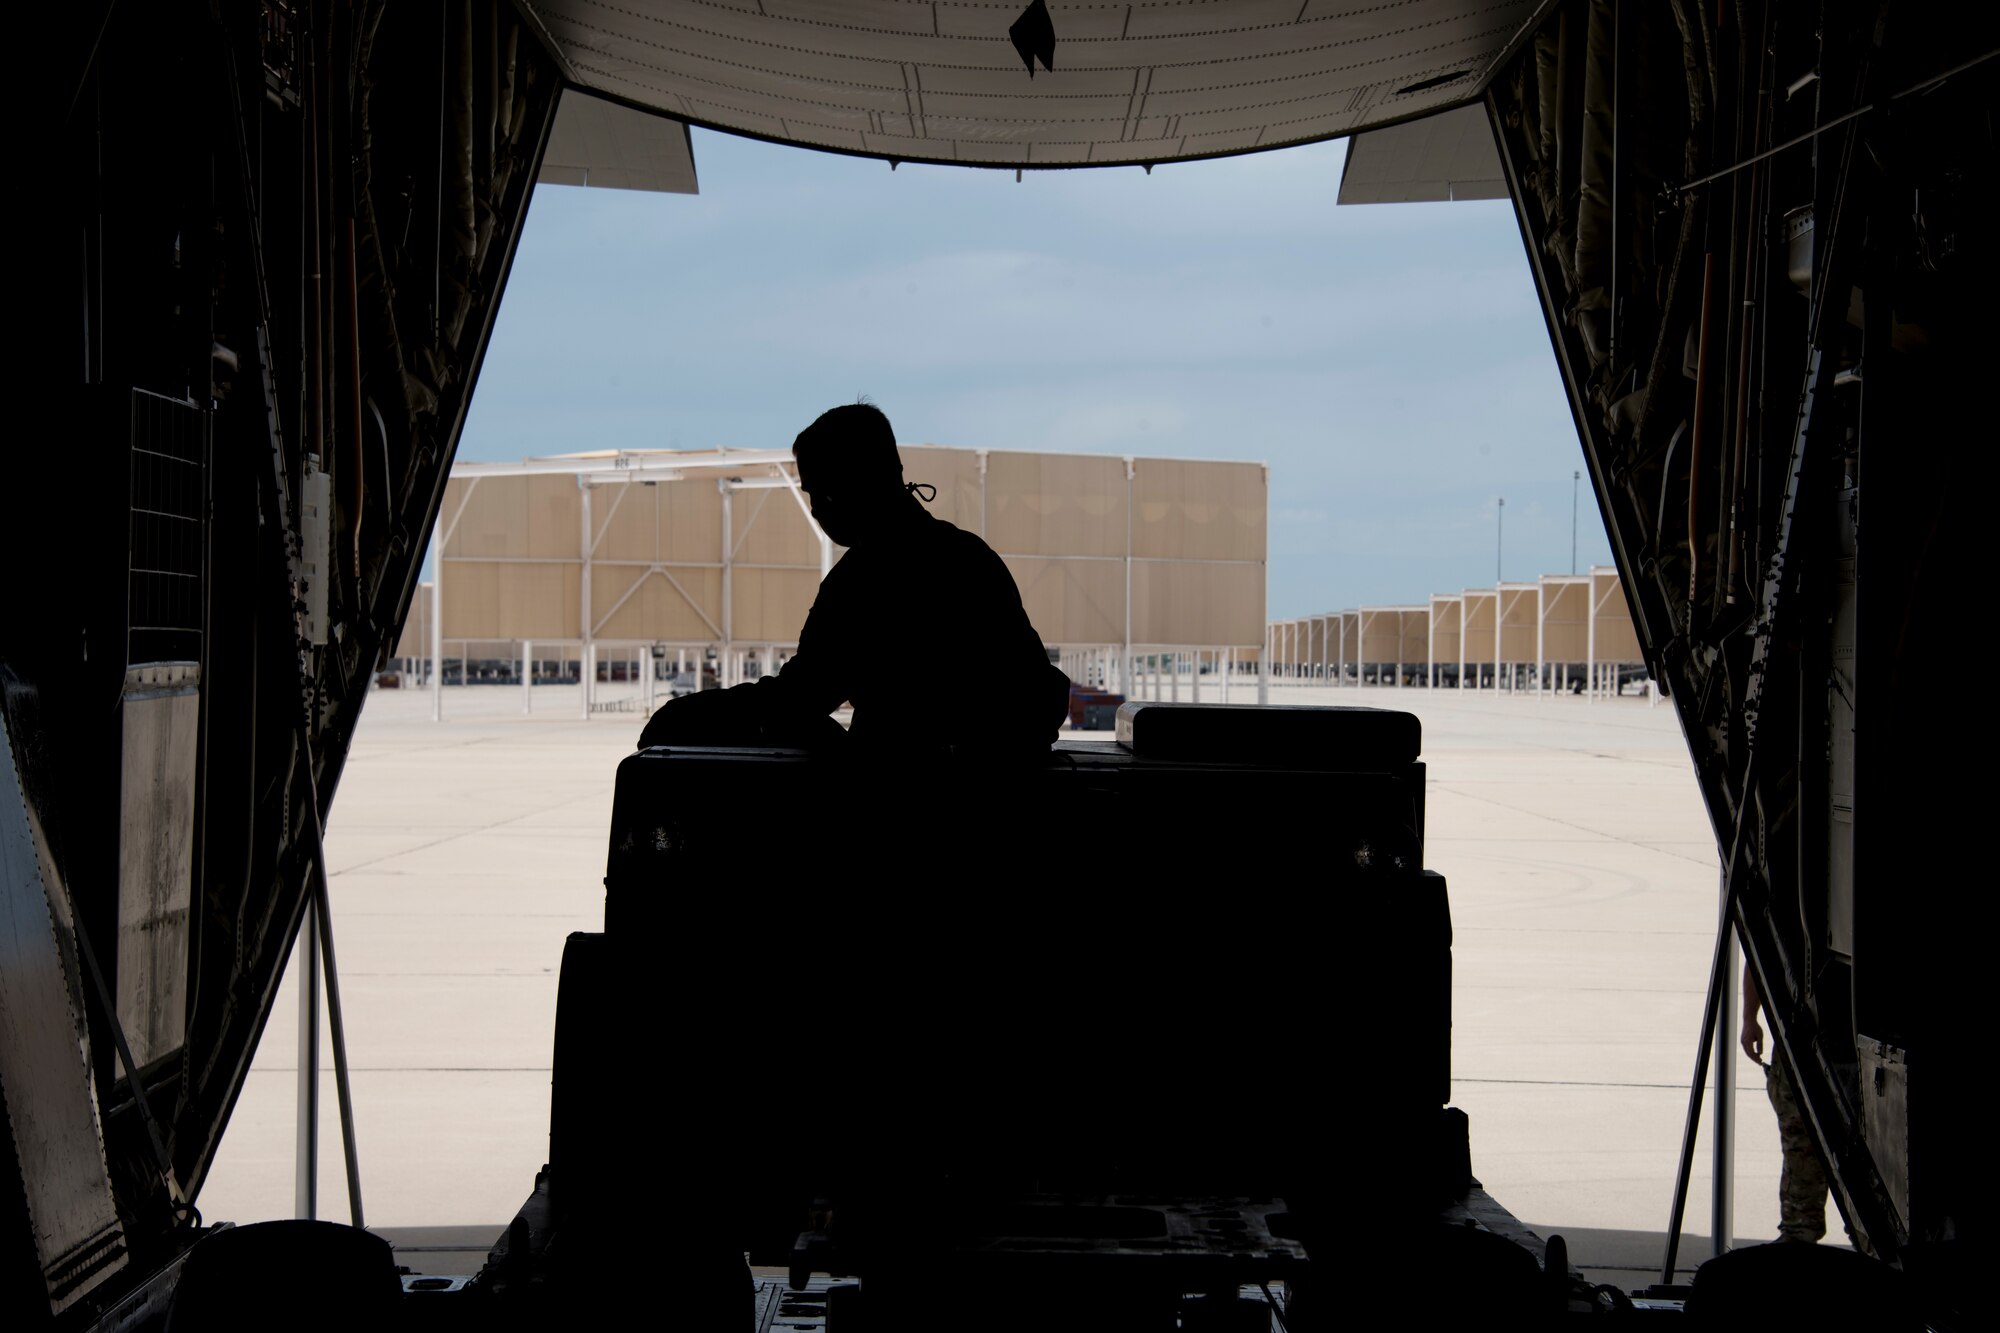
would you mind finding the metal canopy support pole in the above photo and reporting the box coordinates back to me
[720,479,734,690]
[1459,598,1468,691]
[1588,582,1599,703]
[429,541,443,721]
[579,479,593,720]
[1493,592,1503,692]
[1123,458,1134,705]
[294,898,321,1219]
[1191,650,1202,703]
[522,639,532,713]
[1537,583,1547,696]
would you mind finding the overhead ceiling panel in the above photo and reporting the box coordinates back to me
[539,87,701,193]
[1336,99,1503,202]
[523,0,1542,168]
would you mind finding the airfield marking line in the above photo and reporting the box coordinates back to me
[326,786,621,877]
[1455,1077,1690,1090]
[1454,926,1713,934]
[336,735,510,761]
[334,964,556,976]
[246,1067,554,1073]
[1429,784,1720,868]
[1464,976,1712,984]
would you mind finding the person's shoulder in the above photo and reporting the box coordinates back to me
[926,514,1004,563]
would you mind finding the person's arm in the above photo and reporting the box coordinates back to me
[1740,966,1765,1064]
[636,562,855,748]
[759,561,855,718]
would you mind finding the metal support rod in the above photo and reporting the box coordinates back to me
[290,739,364,1228]
[1663,761,1758,1282]
[59,837,181,1205]
[523,639,532,713]
[312,866,364,1228]
[295,897,320,1219]
[1715,899,1738,1256]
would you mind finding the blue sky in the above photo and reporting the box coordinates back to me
[459,126,1612,618]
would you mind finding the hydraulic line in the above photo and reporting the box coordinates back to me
[1686,252,1716,605]
[1666,46,2000,198]
[349,218,364,579]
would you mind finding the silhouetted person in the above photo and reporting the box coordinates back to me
[639,403,1069,757]
[1740,968,1830,1243]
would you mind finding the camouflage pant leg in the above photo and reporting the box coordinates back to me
[1766,1059,1828,1242]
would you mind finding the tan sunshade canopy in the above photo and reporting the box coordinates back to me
[523,0,1542,168]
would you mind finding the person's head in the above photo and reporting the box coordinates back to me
[792,402,911,546]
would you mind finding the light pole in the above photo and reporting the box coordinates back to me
[1496,497,1505,583]
[1572,469,1581,575]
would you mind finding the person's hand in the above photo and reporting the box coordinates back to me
[1740,1013,1764,1064]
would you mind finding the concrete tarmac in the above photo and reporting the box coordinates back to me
[198,678,1841,1281]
